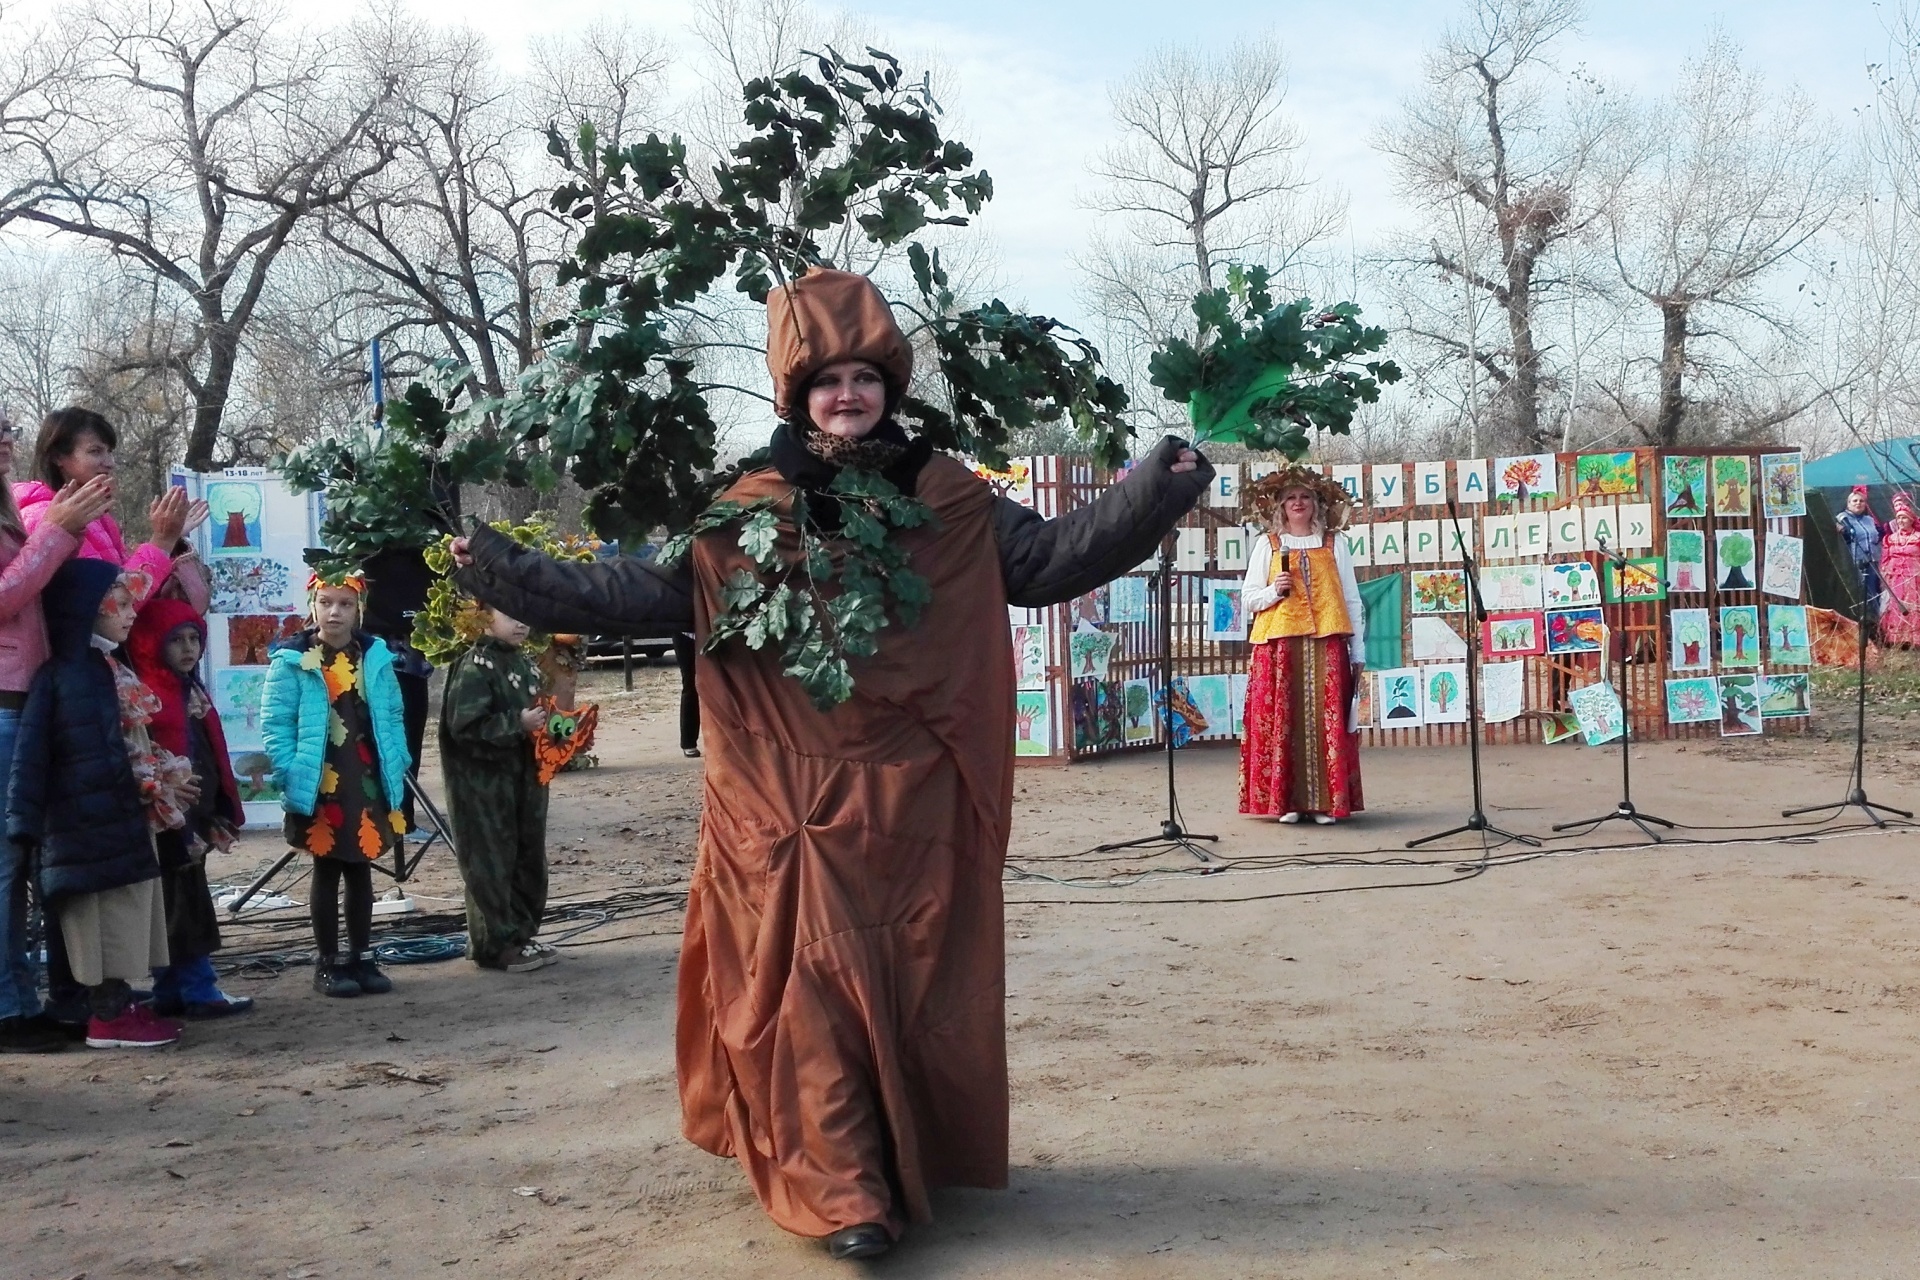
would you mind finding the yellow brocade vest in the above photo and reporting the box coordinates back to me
[1249,539,1353,644]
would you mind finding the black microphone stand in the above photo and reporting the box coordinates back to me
[1407,499,1540,849]
[1553,534,1676,843]
[1782,562,1914,827]
[1090,531,1218,862]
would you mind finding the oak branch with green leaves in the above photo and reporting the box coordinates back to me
[1149,266,1402,456]
[282,46,1131,576]
[279,52,1396,706]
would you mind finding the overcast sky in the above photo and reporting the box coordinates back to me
[368,0,1890,331]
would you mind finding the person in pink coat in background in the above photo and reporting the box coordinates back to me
[15,409,210,612]
[0,405,120,1051]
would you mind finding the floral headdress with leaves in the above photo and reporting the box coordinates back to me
[1243,464,1352,534]
[304,570,366,622]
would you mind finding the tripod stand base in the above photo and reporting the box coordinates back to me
[1092,821,1219,863]
[1406,811,1542,850]
[1552,802,1677,843]
[1782,789,1915,828]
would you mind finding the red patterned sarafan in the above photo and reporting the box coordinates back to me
[1239,635,1363,819]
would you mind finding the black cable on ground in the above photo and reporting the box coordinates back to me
[1004,818,1907,905]
[211,883,689,976]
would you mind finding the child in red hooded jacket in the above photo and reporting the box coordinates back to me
[127,598,252,1017]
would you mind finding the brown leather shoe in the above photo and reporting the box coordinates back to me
[826,1223,891,1260]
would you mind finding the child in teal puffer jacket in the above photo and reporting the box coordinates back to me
[261,573,411,999]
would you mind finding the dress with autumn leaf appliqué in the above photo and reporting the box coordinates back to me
[284,643,406,861]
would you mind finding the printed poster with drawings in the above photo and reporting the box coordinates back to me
[172,466,324,828]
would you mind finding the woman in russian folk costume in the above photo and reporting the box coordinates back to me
[1238,465,1366,825]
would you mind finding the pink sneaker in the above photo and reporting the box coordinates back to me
[86,1005,181,1049]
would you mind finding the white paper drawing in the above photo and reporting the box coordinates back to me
[1762,533,1803,599]
[1480,660,1526,723]
[1410,615,1468,661]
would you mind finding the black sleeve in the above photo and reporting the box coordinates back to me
[995,435,1215,608]
[452,526,697,637]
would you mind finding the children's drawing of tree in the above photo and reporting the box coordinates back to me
[1770,677,1809,714]
[1502,457,1544,497]
[1727,612,1753,658]
[1069,630,1113,676]
[1719,532,1755,589]
[208,482,264,550]
[1493,621,1529,651]
[1124,682,1151,730]
[1676,616,1707,666]
[1429,670,1459,713]
[211,558,291,612]
[1384,677,1418,718]
[1721,680,1757,729]
[1768,465,1800,511]
[1665,458,1705,515]
[1714,457,1750,511]
[1670,682,1713,721]
[1015,698,1041,742]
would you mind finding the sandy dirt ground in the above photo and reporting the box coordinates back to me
[8,663,1920,1279]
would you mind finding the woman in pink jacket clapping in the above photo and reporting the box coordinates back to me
[16,409,209,613]
[0,405,120,1052]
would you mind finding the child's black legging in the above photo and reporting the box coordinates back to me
[310,859,373,958]
[673,632,701,750]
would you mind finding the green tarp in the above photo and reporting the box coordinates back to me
[1359,572,1404,669]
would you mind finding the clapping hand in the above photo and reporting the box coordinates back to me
[148,487,191,548]
[45,476,115,535]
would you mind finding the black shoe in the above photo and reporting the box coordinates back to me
[351,953,393,995]
[682,746,702,758]
[29,1011,87,1042]
[0,1014,69,1053]
[826,1224,891,1261]
[313,955,361,998]
[182,993,255,1019]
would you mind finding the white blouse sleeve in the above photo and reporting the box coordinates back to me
[1242,533,1281,615]
[1334,534,1366,664]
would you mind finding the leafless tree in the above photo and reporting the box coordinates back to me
[0,4,82,221]
[1809,1,1920,458]
[1377,0,1627,451]
[1606,34,1844,446]
[0,0,398,469]
[324,13,668,404]
[1079,36,1343,427]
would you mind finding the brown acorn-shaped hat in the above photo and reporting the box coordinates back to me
[765,268,914,422]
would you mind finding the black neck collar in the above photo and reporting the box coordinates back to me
[767,418,934,496]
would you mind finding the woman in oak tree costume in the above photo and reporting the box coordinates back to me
[451,268,1210,1260]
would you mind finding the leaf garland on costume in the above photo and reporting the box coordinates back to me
[413,518,596,668]
[661,467,936,711]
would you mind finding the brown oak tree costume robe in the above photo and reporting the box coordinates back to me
[455,269,1211,1240]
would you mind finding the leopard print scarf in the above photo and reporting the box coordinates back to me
[802,423,908,473]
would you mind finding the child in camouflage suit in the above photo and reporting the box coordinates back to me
[440,605,554,973]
